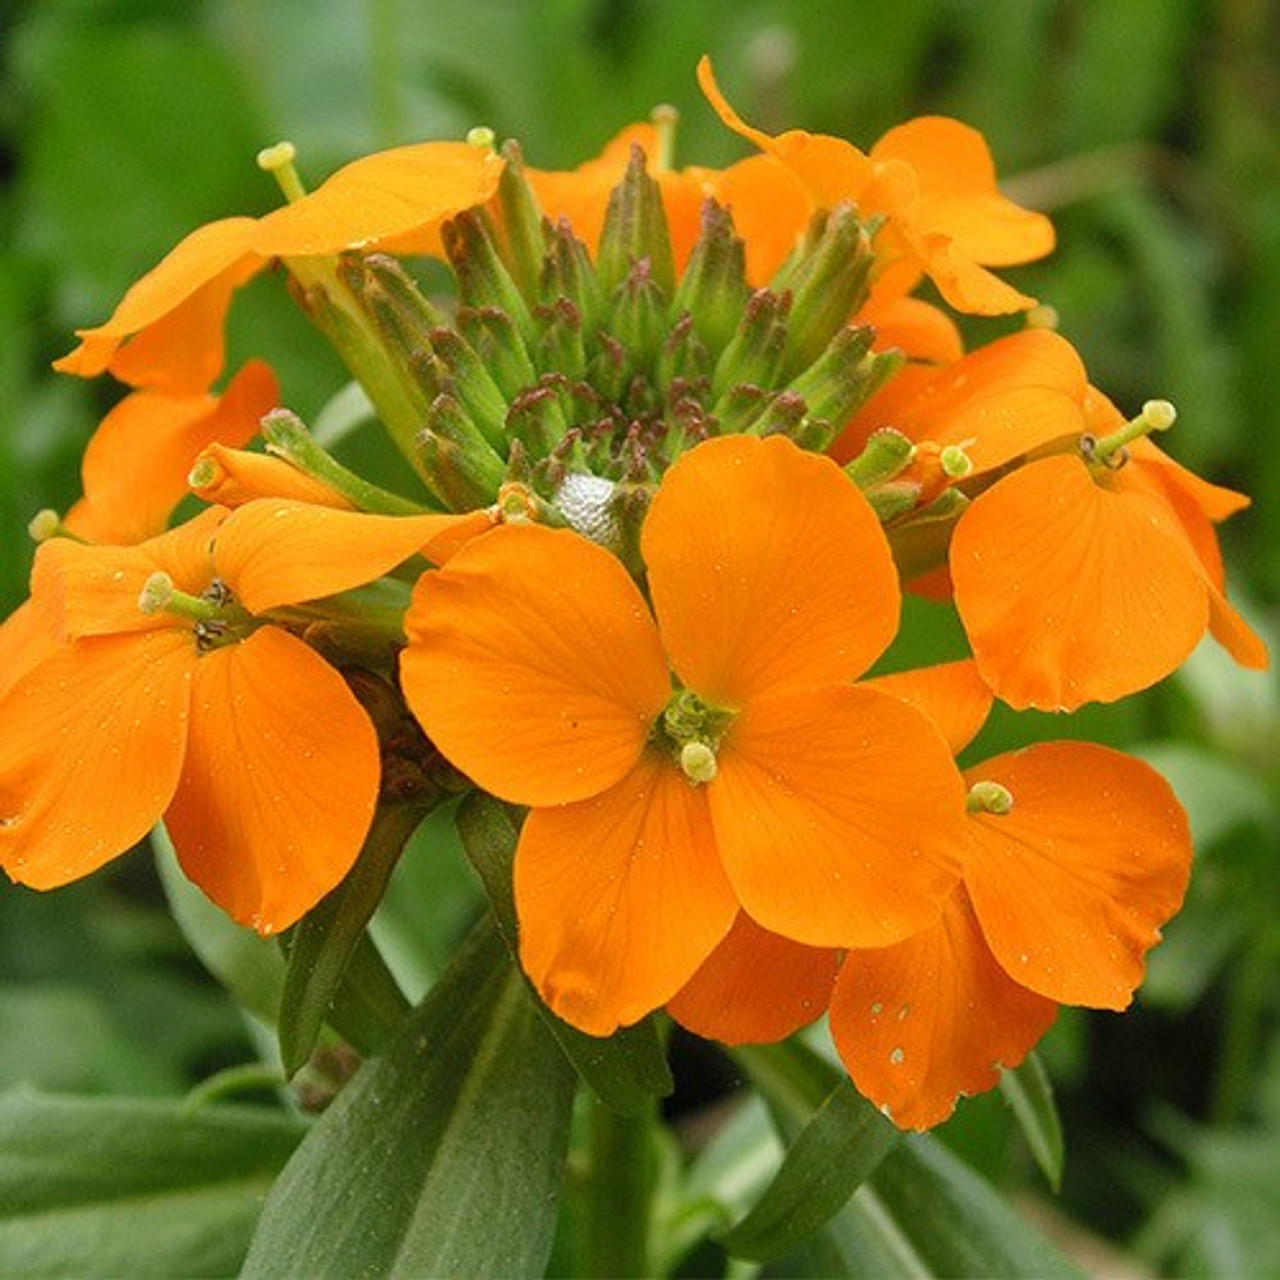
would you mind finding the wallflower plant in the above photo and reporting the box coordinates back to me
[0,55,1267,1276]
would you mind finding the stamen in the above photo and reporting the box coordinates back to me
[27,509,66,543]
[680,740,718,785]
[1083,398,1177,469]
[967,780,1015,815]
[466,126,496,152]
[650,104,679,172]
[256,141,307,203]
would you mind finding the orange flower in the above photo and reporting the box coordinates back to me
[62,360,280,544]
[54,141,504,394]
[831,741,1192,1129]
[697,57,1054,314]
[0,500,490,931]
[950,393,1268,710]
[401,435,967,1034]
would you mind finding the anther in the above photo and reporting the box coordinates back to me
[967,780,1015,815]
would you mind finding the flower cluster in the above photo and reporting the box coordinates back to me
[1,59,1266,1128]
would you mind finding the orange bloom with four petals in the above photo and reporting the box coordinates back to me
[402,434,967,1035]
[0,500,489,931]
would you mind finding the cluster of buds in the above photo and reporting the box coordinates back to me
[0,59,1266,1128]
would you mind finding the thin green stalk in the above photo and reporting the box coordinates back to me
[579,1092,660,1277]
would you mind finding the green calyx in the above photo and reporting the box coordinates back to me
[336,137,892,547]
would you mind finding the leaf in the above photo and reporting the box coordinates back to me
[154,825,285,1026]
[456,791,673,1114]
[737,1038,1079,1275]
[0,1088,303,1278]
[719,1079,898,1260]
[278,805,420,1076]
[999,1052,1065,1191]
[870,1136,1081,1278]
[242,916,577,1277]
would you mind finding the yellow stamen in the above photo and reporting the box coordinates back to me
[650,104,678,171]
[967,780,1014,815]
[256,141,307,203]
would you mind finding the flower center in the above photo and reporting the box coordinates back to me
[656,688,735,786]
[138,572,256,652]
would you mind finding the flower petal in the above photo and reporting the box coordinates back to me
[255,141,504,257]
[515,752,737,1035]
[951,455,1211,710]
[841,330,1088,476]
[189,443,354,509]
[164,627,379,933]
[402,523,669,806]
[644,435,898,705]
[829,889,1058,1130]
[68,360,279,545]
[213,500,492,613]
[863,659,994,756]
[871,117,1055,266]
[962,742,1192,1009]
[667,911,838,1044]
[53,219,260,385]
[711,685,964,948]
[32,508,227,641]
[0,631,191,887]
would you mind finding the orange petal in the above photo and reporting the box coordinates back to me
[31,508,227,641]
[164,626,379,933]
[0,631,192,887]
[711,685,964,948]
[1124,453,1269,671]
[644,435,899,705]
[401,523,669,806]
[694,153,813,284]
[962,742,1193,1009]
[189,442,354,510]
[515,752,738,1035]
[0,601,61,703]
[864,660,994,756]
[212,500,491,613]
[68,360,279,545]
[667,910,838,1044]
[871,117,1055,266]
[52,219,260,384]
[857,281,964,365]
[951,455,1211,709]
[854,330,1088,475]
[829,889,1058,1130]
[255,140,504,258]
[697,57,875,210]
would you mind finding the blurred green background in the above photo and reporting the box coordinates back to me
[1,1,1275,1274]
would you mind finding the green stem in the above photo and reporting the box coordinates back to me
[1208,925,1274,1127]
[579,1092,660,1277]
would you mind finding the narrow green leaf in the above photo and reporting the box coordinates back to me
[1000,1052,1065,1190]
[242,916,577,1277]
[456,791,673,1113]
[738,1038,1079,1276]
[718,1078,898,1260]
[871,1136,1081,1277]
[154,825,284,1025]
[0,1089,303,1278]
[278,805,421,1075]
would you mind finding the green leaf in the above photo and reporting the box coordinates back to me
[154,826,284,1026]
[999,1053,1064,1191]
[278,805,420,1075]
[0,1089,303,1278]
[455,791,673,1114]
[242,916,577,1276]
[871,1137,1081,1278]
[739,1037,1079,1275]
[719,1079,898,1260]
